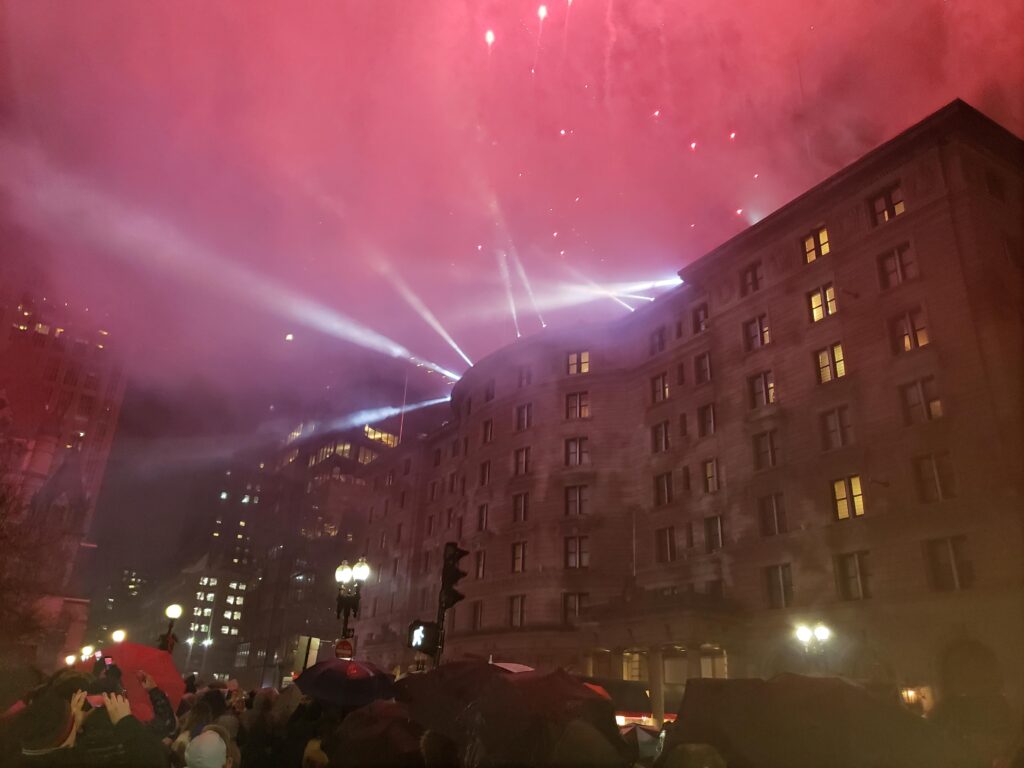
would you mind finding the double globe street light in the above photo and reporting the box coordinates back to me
[795,622,833,673]
[335,558,371,640]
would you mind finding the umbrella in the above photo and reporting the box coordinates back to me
[76,642,185,722]
[326,699,424,767]
[663,674,987,768]
[294,659,394,708]
[394,659,512,739]
[491,661,534,673]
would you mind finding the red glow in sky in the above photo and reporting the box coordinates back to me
[1,0,1022,400]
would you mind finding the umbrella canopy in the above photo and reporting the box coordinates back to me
[325,699,424,767]
[394,659,512,739]
[294,658,394,708]
[663,674,987,768]
[75,642,185,722]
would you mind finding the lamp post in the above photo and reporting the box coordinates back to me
[795,623,832,673]
[159,604,182,652]
[335,558,371,640]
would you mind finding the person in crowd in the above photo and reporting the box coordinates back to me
[238,689,280,768]
[184,729,229,768]
[201,724,240,768]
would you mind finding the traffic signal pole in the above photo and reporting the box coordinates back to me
[435,541,469,667]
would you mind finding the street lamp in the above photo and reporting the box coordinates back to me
[111,629,126,643]
[159,604,182,652]
[80,645,94,661]
[65,655,76,666]
[794,622,832,673]
[336,558,371,640]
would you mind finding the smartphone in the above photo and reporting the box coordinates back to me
[85,694,106,709]
[103,657,113,667]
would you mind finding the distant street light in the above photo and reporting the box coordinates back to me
[202,638,213,647]
[80,645,95,661]
[65,655,76,666]
[335,558,371,643]
[159,604,182,652]
[795,623,833,673]
[111,629,126,643]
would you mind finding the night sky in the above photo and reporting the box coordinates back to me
[1,1,1021,580]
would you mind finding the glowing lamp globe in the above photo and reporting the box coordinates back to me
[794,625,813,644]
[185,637,195,646]
[80,645,95,659]
[352,558,371,582]
[165,604,183,620]
[813,624,832,642]
[202,638,213,647]
[335,562,353,585]
[64,655,76,667]
[112,629,126,643]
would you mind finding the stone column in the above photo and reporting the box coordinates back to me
[648,646,665,728]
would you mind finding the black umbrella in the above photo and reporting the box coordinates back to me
[294,659,394,708]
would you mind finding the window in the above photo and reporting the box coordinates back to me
[692,303,709,334]
[565,437,590,466]
[446,508,455,528]
[426,515,435,536]
[509,595,525,627]
[901,377,943,425]
[878,243,919,289]
[448,472,457,494]
[655,526,676,563]
[748,371,776,408]
[653,472,673,506]
[433,449,442,467]
[803,226,830,263]
[758,494,786,536]
[563,592,588,622]
[704,515,724,553]
[513,447,531,476]
[471,600,484,630]
[479,461,491,486]
[836,551,870,600]
[566,392,590,419]
[816,343,846,383]
[926,536,973,591]
[475,550,486,580]
[890,309,929,353]
[820,406,853,450]
[870,184,905,225]
[753,430,779,470]
[702,459,720,494]
[649,326,667,355]
[484,379,496,402]
[914,452,957,502]
[741,261,764,296]
[518,366,533,388]
[697,403,715,437]
[429,481,439,501]
[567,351,590,375]
[695,352,712,384]
[482,419,494,444]
[564,536,590,568]
[832,475,865,519]
[565,485,589,516]
[808,284,837,322]
[651,421,671,453]
[651,373,669,403]
[477,504,489,532]
[765,564,793,609]
[512,492,529,523]
[679,413,689,437]
[515,403,533,431]
[512,542,527,573]
[743,314,771,350]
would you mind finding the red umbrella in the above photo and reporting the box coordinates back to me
[76,642,185,721]
[294,659,395,707]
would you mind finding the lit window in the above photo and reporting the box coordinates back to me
[803,227,830,263]
[193,607,202,617]
[740,261,764,296]
[224,610,232,620]
[836,551,870,600]
[235,597,244,606]
[221,625,230,634]
[748,371,775,408]
[702,459,720,494]
[820,406,854,450]
[816,343,846,383]
[890,309,929,353]
[870,184,905,225]
[765,564,793,608]
[206,592,215,601]
[219,491,228,500]
[654,527,676,563]
[900,377,943,425]
[567,351,590,375]
[832,475,864,520]
[200,577,209,586]
[808,284,837,322]
[743,314,770,350]
[650,373,669,403]
[230,628,238,636]
[914,452,957,502]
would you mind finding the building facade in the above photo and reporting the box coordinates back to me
[351,100,1024,723]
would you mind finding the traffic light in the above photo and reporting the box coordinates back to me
[407,620,440,655]
[440,541,469,610]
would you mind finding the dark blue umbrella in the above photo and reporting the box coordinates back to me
[294,659,395,708]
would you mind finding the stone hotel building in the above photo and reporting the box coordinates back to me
[351,100,1023,721]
